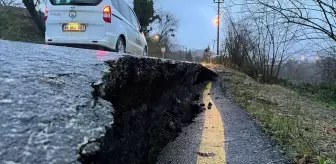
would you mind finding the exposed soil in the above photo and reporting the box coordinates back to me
[78,56,217,164]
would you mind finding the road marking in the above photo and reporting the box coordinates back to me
[197,82,226,164]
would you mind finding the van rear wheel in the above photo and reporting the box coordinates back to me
[116,37,125,53]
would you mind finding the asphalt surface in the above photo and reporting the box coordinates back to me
[157,81,291,164]
[0,40,216,164]
[0,39,289,164]
[0,40,121,164]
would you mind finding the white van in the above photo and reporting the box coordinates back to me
[44,0,148,55]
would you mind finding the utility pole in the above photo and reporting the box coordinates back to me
[213,0,223,56]
[212,39,216,53]
[184,47,188,61]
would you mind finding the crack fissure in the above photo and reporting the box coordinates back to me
[78,56,217,164]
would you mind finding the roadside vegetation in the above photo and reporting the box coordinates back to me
[217,67,336,164]
[278,79,336,109]
[0,6,43,43]
[210,0,336,163]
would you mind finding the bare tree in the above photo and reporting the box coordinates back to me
[249,0,336,54]
[0,0,21,7]
[0,0,16,6]
[245,0,336,82]
[220,2,298,83]
[22,0,45,36]
[154,11,179,50]
[318,55,336,83]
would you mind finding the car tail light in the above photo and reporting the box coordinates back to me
[44,6,48,21]
[103,6,111,23]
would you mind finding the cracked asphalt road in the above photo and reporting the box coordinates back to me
[0,40,216,164]
[1,39,290,164]
[157,81,291,164]
[0,40,120,164]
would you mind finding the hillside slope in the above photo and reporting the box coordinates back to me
[217,66,336,163]
[0,6,43,43]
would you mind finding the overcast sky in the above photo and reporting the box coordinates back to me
[154,0,218,50]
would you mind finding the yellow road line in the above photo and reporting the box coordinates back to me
[197,82,226,164]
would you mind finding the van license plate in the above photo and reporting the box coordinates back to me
[62,23,86,32]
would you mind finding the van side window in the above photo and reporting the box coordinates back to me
[50,0,102,5]
[127,9,135,27]
[118,0,132,23]
[129,7,140,30]
[111,0,120,11]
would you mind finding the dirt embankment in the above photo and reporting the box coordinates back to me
[79,56,217,164]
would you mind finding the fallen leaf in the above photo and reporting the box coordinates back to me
[197,152,216,158]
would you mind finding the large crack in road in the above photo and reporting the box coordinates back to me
[0,40,217,164]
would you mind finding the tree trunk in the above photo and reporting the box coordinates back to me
[22,0,45,37]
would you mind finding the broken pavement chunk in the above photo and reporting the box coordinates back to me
[207,102,213,109]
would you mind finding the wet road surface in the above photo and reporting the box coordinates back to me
[157,81,290,164]
[0,40,215,164]
[0,40,122,164]
[0,39,289,164]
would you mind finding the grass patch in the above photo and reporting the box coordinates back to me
[278,79,336,108]
[217,67,336,164]
[0,6,43,43]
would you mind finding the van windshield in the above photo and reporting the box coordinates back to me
[49,0,103,6]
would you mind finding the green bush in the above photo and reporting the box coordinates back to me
[278,78,336,107]
[0,7,43,43]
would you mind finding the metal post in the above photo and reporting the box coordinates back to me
[184,47,187,61]
[161,47,166,59]
[217,2,220,56]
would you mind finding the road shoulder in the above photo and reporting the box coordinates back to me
[157,81,290,164]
